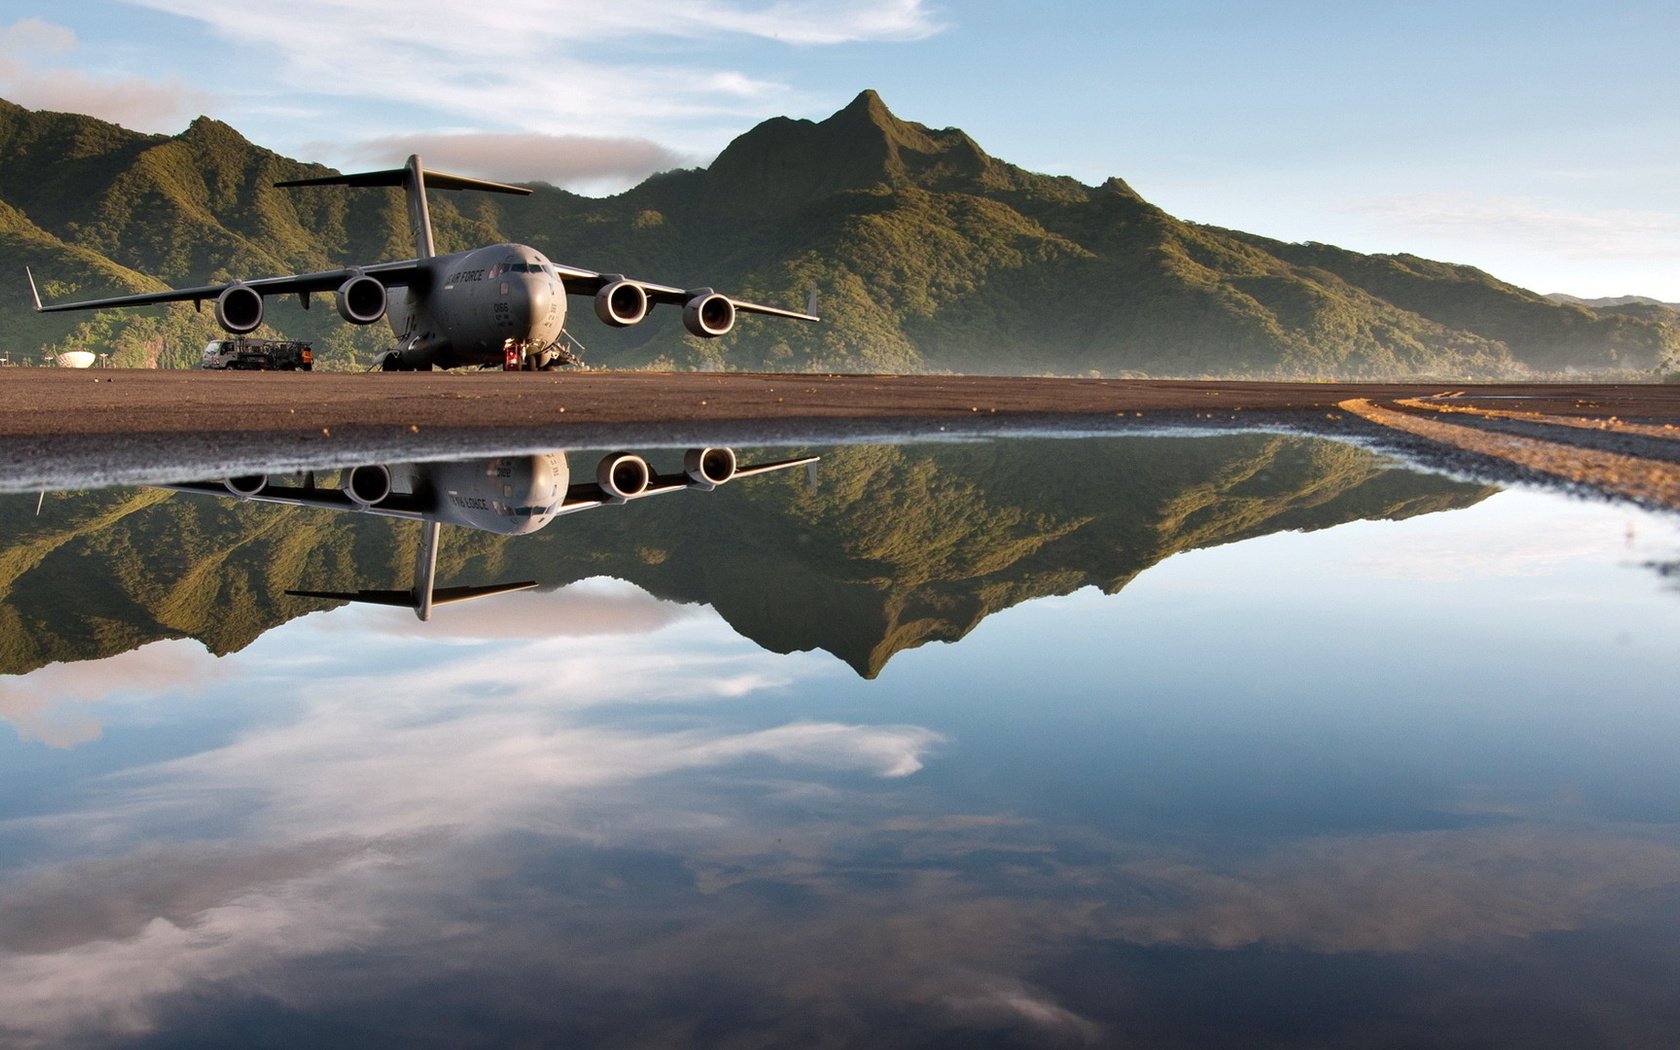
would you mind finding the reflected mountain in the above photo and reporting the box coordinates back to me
[0,436,1494,678]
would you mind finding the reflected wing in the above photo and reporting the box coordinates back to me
[551,264,819,322]
[159,479,432,521]
[28,260,424,314]
[555,454,819,515]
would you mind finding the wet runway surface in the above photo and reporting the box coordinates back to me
[5,372,1680,502]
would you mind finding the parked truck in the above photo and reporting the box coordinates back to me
[200,338,314,371]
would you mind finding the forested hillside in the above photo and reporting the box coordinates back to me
[3,92,1675,376]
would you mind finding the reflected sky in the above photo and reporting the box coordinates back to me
[2,443,1680,1047]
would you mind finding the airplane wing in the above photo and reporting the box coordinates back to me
[158,478,432,521]
[550,264,819,322]
[553,454,819,515]
[27,259,424,314]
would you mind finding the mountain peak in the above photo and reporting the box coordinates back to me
[819,89,941,158]
[702,89,1005,212]
[836,89,894,124]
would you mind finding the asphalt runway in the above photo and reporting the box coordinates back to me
[4,370,1680,502]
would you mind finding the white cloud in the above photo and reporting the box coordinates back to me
[1347,190,1680,263]
[333,131,688,191]
[129,0,942,51]
[117,0,942,157]
[0,19,211,132]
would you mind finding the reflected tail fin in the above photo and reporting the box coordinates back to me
[286,581,539,617]
[287,518,536,620]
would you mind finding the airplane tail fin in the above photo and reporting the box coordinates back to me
[276,155,531,260]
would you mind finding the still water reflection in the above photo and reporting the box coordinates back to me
[1,435,1678,1047]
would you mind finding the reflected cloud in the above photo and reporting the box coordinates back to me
[367,577,697,640]
[1107,827,1680,954]
[0,640,221,747]
[1305,492,1668,584]
[0,597,946,1043]
[943,981,1104,1045]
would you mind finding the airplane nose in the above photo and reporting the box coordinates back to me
[515,275,551,332]
[506,278,534,328]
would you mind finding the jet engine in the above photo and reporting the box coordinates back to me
[682,290,735,338]
[223,474,267,498]
[346,464,394,508]
[336,274,387,325]
[683,447,737,490]
[594,279,649,327]
[596,452,651,502]
[214,284,264,334]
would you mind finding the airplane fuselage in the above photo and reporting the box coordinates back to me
[389,244,569,369]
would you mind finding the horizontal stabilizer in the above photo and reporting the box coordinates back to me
[276,165,531,196]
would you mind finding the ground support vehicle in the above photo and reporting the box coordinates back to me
[200,339,314,371]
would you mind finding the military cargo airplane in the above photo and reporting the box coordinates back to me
[28,155,818,371]
[165,446,817,620]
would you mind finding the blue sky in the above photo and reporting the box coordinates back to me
[2,1,1677,298]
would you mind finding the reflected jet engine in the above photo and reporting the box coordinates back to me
[159,448,817,620]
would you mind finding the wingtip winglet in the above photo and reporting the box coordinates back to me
[25,266,42,312]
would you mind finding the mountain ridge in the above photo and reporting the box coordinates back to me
[2,91,1675,376]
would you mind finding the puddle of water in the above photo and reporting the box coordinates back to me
[0,434,1677,1047]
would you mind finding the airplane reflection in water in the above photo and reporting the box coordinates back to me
[161,448,816,620]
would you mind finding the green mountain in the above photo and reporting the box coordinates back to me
[3,92,1675,375]
[0,436,1494,680]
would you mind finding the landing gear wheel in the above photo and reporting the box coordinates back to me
[380,352,404,372]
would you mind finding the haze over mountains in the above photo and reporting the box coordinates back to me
[2,91,1676,377]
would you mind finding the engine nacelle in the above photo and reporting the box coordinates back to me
[346,464,393,508]
[223,474,267,498]
[336,274,387,325]
[214,284,263,334]
[682,290,736,338]
[683,447,737,490]
[594,279,649,328]
[596,452,651,502]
